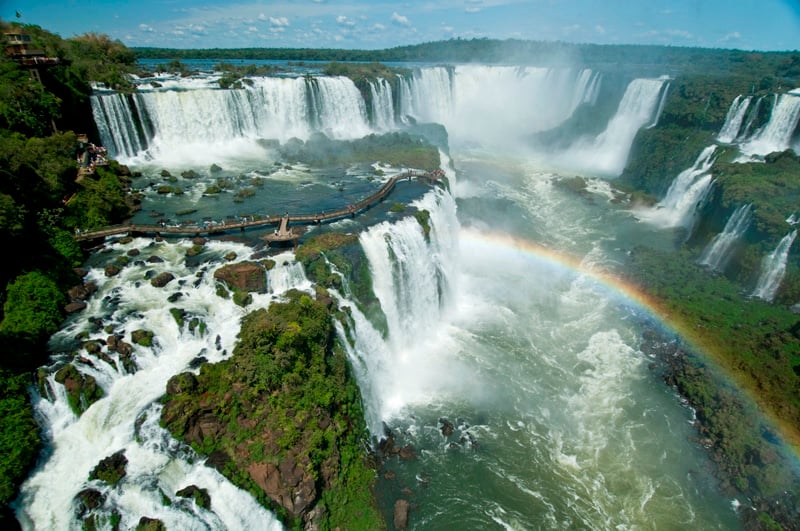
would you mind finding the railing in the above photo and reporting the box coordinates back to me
[75,171,429,242]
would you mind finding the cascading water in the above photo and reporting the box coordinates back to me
[369,77,396,131]
[717,95,752,143]
[554,77,668,176]
[647,81,670,129]
[740,92,800,158]
[398,65,602,148]
[752,229,797,302]
[636,145,717,229]
[14,240,315,530]
[699,203,752,271]
[91,75,373,161]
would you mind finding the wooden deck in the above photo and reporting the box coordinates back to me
[75,170,437,243]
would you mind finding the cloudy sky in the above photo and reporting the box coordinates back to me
[3,0,798,51]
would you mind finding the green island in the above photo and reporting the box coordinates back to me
[1,17,799,530]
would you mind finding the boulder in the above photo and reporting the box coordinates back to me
[439,417,454,437]
[150,272,175,288]
[393,499,410,529]
[176,485,211,510]
[166,372,198,395]
[131,329,154,347]
[247,454,317,519]
[89,449,128,486]
[75,488,105,517]
[136,517,166,531]
[104,265,121,277]
[65,301,87,313]
[213,262,267,293]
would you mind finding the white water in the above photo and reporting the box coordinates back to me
[398,65,602,148]
[14,239,316,529]
[700,204,752,271]
[369,77,396,131]
[636,145,717,229]
[740,92,800,158]
[554,77,668,176]
[717,95,752,144]
[752,229,797,302]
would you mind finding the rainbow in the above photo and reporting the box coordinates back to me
[460,227,800,456]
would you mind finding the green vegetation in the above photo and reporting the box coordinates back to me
[161,291,384,530]
[279,132,440,172]
[0,369,41,506]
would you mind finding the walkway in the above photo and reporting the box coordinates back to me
[75,170,439,242]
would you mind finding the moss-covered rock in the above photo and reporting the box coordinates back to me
[213,262,267,293]
[54,364,103,415]
[131,329,154,347]
[176,485,211,510]
[88,450,127,487]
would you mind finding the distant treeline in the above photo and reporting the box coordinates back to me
[134,37,800,76]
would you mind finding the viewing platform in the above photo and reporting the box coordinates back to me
[74,169,444,244]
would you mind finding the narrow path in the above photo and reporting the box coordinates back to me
[75,170,438,242]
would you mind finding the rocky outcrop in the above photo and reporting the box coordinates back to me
[213,262,267,293]
[247,455,316,517]
[54,364,103,415]
[393,499,410,529]
[176,485,211,510]
[89,450,127,486]
[150,272,174,288]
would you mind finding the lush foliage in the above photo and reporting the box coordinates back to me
[1,271,65,344]
[0,369,41,506]
[161,291,384,530]
[279,131,440,172]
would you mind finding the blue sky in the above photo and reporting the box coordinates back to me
[3,0,799,51]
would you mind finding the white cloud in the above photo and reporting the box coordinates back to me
[139,24,154,32]
[372,23,386,31]
[270,16,289,27]
[270,27,285,33]
[247,26,258,33]
[721,31,742,42]
[465,7,481,13]
[258,13,267,21]
[595,25,606,34]
[442,25,455,33]
[337,15,356,27]
[391,12,410,26]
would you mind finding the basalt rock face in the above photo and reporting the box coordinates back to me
[213,261,267,293]
[160,290,384,530]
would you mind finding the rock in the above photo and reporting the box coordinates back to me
[136,516,166,531]
[89,449,128,486]
[210,163,223,173]
[67,282,97,301]
[176,485,211,510]
[439,417,454,437]
[131,329,154,347]
[54,364,103,415]
[398,444,417,461]
[147,255,164,263]
[75,488,105,517]
[65,301,87,313]
[393,499,410,529]
[150,272,175,288]
[104,265,121,277]
[160,169,171,177]
[166,372,198,395]
[192,237,207,246]
[167,292,183,303]
[247,453,317,518]
[181,170,199,179]
[127,248,140,257]
[213,262,267,293]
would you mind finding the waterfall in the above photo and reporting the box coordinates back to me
[336,188,459,432]
[699,204,752,271]
[397,65,602,147]
[557,77,668,176]
[717,95,752,143]
[369,77,396,131]
[14,239,310,530]
[646,81,670,129]
[91,75,372,160]
[637,145,717,229]
[752,230,797,302]
[740,92,800,157]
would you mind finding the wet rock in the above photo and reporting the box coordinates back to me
[439,417,454,437]
[146,255,164,263]
[398,444,417,461]
[65,301,87,313]
[150,272,175,288]
[104,265,121,277]
[89,449,128,486]
[131,329,154,347]
[127,248,140,257]
[247,453,317,519]
[136,516,166,531]
[393,499,410,529]
[54,364,103,415]
[166,372,198,395]
[176,485,211,510]
[213,262,267,293]
[75,488,105,517]
[167,292,183,303]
